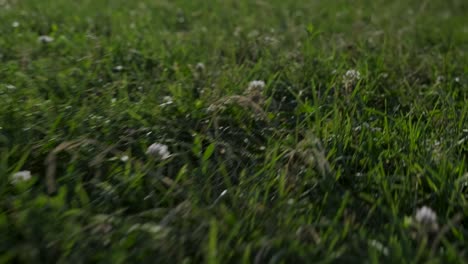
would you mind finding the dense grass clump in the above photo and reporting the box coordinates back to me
[1,0,467,262]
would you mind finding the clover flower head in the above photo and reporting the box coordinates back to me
[146,143,171,160]
[244,80,266,104]
[415,206,437,224]
[38,35,54,43]
[248,80,265,91]
[415,206,439,232]
[343,69,361,82]
[195,62,205,72]
[342,69,361,93]
[11,170,32,184]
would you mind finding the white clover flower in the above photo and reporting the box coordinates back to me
[415,206,437,224]
[11,170,32,184]
[244,80,266,104]
[343,69,361,82]
[146,143,170,160]
[342,69,361,92]
[415,206,439,231]
[38,35,54,43]
[195,62,205,72]
[248,80,266,91]
[113,65,124,71]
[6,84,16,90]
[12,21,19,28]
[120,155,129,162]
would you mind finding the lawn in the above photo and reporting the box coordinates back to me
[0,0,467,263]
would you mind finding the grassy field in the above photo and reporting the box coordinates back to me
[1,0,467,262]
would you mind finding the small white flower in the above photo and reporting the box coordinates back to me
[38,35,54,43]
[343,69,361,82]
[195,62,205,72]
[244,80,266,104]
[248,80,265,91]
[6,84,16,90]
[342,69,361,92]
[146,143,170,159]
[415,206,439,231]
[120,155,129,162]
[454,77,460,83]
[113,65,124,71]
[11,170,32,184]
[12,21,19,28]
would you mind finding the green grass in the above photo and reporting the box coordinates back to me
[0,0,467,262]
